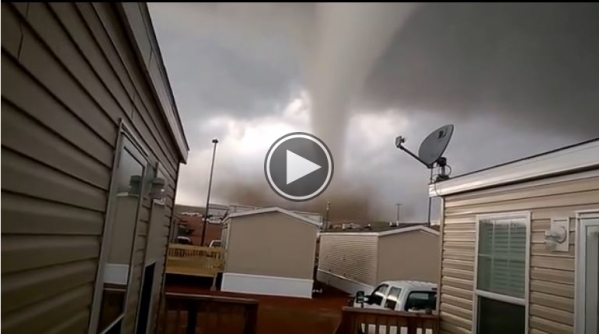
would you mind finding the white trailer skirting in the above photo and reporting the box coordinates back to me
[221,272,314,298]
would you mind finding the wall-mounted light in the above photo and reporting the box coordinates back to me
[149,177,166,200]
[545,217,569,252]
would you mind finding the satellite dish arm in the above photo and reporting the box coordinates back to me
[397,141,433,168]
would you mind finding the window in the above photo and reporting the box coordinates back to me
[478,296,525,334]
[91,133,149,333]
[474,213,529,334]
[367,284,389,306]
[384,287,402,310]
[404,291,436,311]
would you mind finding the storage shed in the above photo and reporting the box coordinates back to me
[317,225,440,295]
[220,207,321,298]
[430,138,599,334]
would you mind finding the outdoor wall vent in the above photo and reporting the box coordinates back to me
[545,217,569,252]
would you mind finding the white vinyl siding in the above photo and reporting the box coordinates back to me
[439,171,599,334]
[318,229,439,291]
[1,3,183,334]
[318,234,378,286]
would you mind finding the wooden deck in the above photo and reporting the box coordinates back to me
[162,277,439,334]
[335,307,439,334]
[166,244,224,287]
[158,292,258,334]
[165,282,350,334]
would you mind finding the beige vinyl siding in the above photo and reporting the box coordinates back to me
[1,3,181,334]
[225,212,318,280]
[144,202,168,333]
[318,234,379,286]
[439,172,599,334]
[377,231,440,283]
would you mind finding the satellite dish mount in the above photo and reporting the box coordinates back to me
[395,124,454,182]
[395,124,455,224]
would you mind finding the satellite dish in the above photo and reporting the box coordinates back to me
[418,124,454,167]
[394,124,455,227]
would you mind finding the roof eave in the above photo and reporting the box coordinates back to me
[319,225,439,237]
[117,3,189,163]
[429,139,599,197]
[226,207,322,228]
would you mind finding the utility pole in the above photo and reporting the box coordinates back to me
[395,203,402,224]
[200,138,219,246]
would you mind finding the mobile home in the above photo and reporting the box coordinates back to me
[221,207,321,298]
[2,3,188,333]
[431,138,599,334]
[317,225,440,295]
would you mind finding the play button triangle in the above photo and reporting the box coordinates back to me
[286,150,321,185]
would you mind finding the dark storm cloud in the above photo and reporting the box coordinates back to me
[149,4,303,123]
[360,3,599,138]
[150,3,599,221]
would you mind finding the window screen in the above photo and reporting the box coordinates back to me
[478,296,525,334]
[477,217,527,298]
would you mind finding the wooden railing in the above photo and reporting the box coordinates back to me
[158,293,258,334]
[335,307,439,334]
[166,244,224,286]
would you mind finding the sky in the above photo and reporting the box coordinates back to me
[149,3,599,222]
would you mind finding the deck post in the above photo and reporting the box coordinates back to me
[243,303,258,334]
[186,301,198,334]
[407,317,416,334]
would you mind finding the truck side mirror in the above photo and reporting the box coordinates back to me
[356,291,366,307]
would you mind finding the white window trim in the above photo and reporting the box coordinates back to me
[574,209,599,334]
[134,260,157,334]
[89,121,151,334]
[472,212,531,334]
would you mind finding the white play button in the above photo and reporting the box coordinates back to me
[264,132,334,202]
[286,150,321,185]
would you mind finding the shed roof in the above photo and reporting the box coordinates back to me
[226,207,322,228]
[429,138,599,197]
[319,225,439,237]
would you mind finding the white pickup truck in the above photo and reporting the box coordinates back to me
[352,280,437,334]
[208,239,222,248]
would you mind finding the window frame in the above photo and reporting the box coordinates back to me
[384,287,402,310]
[134,161,169,334]
[575,209,599,334]
[88,121,151,334]
[473,212,530,334]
